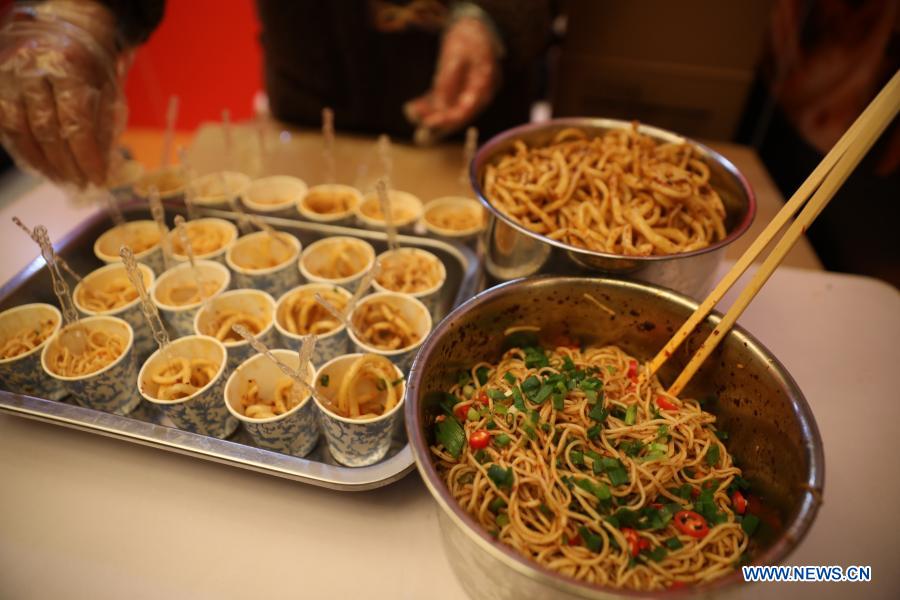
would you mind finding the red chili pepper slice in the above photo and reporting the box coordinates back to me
[468,429,491,450]
[622,528,651,556]
[656,395,678,411]
[477,391,488,404]
[674,510,709,538]
[669,581,688,590]
[627,360,638,381]
[731,490,747,515]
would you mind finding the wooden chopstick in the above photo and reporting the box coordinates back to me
[646,70,900,382]
[654,70,900,395]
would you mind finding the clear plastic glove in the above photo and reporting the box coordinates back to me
[0,1,127,188]
[404,16,500,141]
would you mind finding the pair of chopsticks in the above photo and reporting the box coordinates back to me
[647,70,900,396]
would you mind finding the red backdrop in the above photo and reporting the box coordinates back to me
[124,0,263,130]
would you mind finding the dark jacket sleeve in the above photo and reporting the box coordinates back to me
[99,0,165,46]
[465,0,553,68]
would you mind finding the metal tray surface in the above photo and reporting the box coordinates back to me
[0,204,482,491]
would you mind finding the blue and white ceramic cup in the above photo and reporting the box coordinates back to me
[225,230,302,298]
[313,353,405,467]
[93,220,165,275]
[299,236,375,292]
[355,188,424,233]
[193,288,277,372]
[73,263,156,360]
[371,247,446,321]
[41,316,139,415]
[189,170,251,210]
[274,283,352,366]
[224,350,319,456]
[151,260,231,338]
[168,218,238,267]
[0,303,64,400]
[138,335,236,438]
[242,175,308,218]
[297,184,362,226]
[348,291,432,373]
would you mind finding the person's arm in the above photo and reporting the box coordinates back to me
[0,0,164,188]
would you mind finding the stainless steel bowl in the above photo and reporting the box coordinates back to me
[470,118,757,299]
[406,276,823,599]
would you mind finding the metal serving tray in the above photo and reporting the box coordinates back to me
[0,204,482,491]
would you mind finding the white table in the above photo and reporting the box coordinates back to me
[1,183,898,599]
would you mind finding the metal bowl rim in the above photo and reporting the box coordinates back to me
[469,117,758,264]
[406,275,824,598]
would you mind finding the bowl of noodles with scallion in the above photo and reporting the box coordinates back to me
[405,276,822,598]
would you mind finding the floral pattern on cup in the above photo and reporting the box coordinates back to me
[41,316,139,415]
[226,230,302,299]
[0,303,65,400]
[242,175,308,218]
[138,335,236,438]
[348,291,432,373]
[168,217,238,266]
[313,353,405,467]
[224,350,319,456]
[193,289,277,373]
[73,263,157,360]
[151,260,231,338]
[298,236,375,292]
[94,220,166,275]
[355,188,424,232]
[189,170,251,210]
[274,283,353,366]
[371,247,446,321]
[297,184,362,226]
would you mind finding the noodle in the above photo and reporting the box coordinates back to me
[239,377,299,418]
[482,125,727,256]
[352,300,419,350]
[231,234,295,270]
[375,250,443,294]
[148,357,219,400]
[279,288,347,335]
[426,205,482,231]
[303,189,357,214]
[430,341,750,591]
[305,241,369,280]
[0,318,57,359]
[47,327,126,377]
[156,280,220,307]
[360,196,415,222]
[77,277,139,312]
[201,309,266,343]
[317,354,402,419]
[171,221,228,256]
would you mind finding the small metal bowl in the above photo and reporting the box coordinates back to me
[406,276,823,599]
[470,118,756,299]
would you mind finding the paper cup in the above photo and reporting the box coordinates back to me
[41,316,138,415]
[74,263,156,359]
[189,170,251,209]
[242,175,308,217]
[193,289,277,372]
[224,350,319,456]
[355,189,423,232]
[274,283,352,366]
[299,236,375,292]
[151,260,231,337]
[138,335,235,438]
[94,220,165,274]
[134,165,189,202]
[313,353,405,467]
[168,217,238,265]
[347,292,432,372]
[225,231,301,298]
[371,247,446,320]
[297,184,362,225]
[0,303,64,399]
[422,196,485,242]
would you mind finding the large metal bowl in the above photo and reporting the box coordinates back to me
[470,118,756,299]
[406,276,823,599]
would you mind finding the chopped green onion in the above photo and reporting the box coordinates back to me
[578,526,603,552]
[462,384,475,399]
[741,514,760,536]
[620,440,644,456]
[457,371,471,387]
[487,464,514,489]
[570,450,584,466]
[539,503,553,518]
[473,449,487,463]
[523,346,549,368]
[552,394,565,410]
[466,408,479,421]
[434,417,465,458]
[575,478,611,501]
[494,434,511,447]
[587,424,601,441]
[503,372,517,385]
[510,386,525,410]
[476,366,490,385]
[493,404,508,415]
[706,444,721,467]
[495,513,510,527]
[665,537,683,550]
[624,405,637,425]
[522,424,537,440]
[647,547,668,562]
[588,403,608,422]
[487,389,506,400]
[488,498,507,512]
[715,429,729,440]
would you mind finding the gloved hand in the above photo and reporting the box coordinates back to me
[404,15,500,141]
[0,1,128,188]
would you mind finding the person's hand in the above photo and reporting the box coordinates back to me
[0,1,127,188]
[405,16,500,138]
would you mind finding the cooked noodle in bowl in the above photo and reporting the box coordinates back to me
[168,218,238,263]
[423,196,486,239]
[189,171,251,209]
[355,189,423,231]
[193,289,277,370]
[242,175,308,216]
[93,220,164,274]
[274,283,352,366]
[372,247,446,319]
[226,230,302,297]
[151,260,231,337]
[298,184,362,224]
[299,236,375,291]
[0,303,64,399]
[348,291,432,372]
